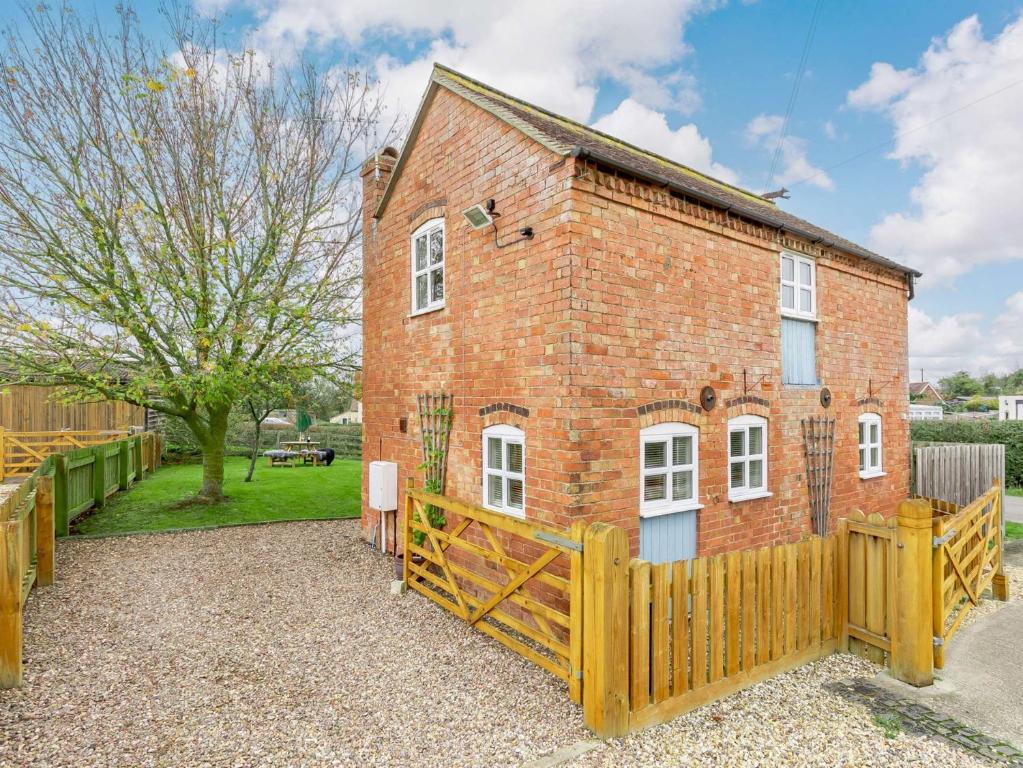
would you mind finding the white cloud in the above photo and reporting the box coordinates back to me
[225,0,712,124]
[910,295,1023,379]
[822,120,838,140]
[591,98,739,185]
[744,114,833,190]
[848,14,1023,282]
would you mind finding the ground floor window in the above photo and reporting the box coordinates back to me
[482,424,525,517]
[728,415,769,502]
[858,413,883,478]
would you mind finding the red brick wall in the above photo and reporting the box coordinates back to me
[566,166,910,555]
[360,87,579,550]
[363,86,910,558]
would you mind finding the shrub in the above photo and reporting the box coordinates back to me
[911,420,1023,488]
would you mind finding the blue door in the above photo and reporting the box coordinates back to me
[639,510,697,564]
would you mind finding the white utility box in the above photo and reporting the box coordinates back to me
[368,461,398,511]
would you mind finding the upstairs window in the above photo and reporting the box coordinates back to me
[728,415,769,502]
[411,218,445,314]
[858,413,884,478]
[781,251,818,385]
[780,252,816,319]
[483,425,525,517]
[640,423,700,516]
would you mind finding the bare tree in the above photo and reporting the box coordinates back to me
[0,5,386,500]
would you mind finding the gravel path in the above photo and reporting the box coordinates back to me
[0,520,1002,767]
[0,521,588,767]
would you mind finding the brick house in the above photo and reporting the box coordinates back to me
[361,65,920,562]
[909,381,945,406]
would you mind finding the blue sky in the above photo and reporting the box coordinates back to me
[5,0,1022,381]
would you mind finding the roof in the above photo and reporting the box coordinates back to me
[909,382,939,395]
[376,64,920,279]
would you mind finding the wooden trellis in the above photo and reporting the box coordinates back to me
[416,393,453,493]
[801,417,836,535]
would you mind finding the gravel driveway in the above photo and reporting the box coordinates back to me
[0,520,999,767]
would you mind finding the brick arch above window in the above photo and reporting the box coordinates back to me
[408,198,447,232]
[636,400,707,429]
[724,395,771,420]
[857,397,885,414]
[479,402,529,431]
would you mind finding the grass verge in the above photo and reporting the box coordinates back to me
[1006,522,1023,541]
[72,456,361,536]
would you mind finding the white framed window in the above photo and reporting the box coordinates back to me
[728,415,770,502]
[858,413,884,478]
[780,252,816,320]
[411,218,445,314]
[482,424,525,517]
[640,423,701,517]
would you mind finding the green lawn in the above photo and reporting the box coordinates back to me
[1007,522,1023,541]
[1007,487,1023,497]
[72,456,361,536]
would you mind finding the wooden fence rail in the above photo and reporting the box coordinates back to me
[0,432,160,687]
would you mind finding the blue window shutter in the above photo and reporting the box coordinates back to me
[640,510,697,564]
[782,317,818,386]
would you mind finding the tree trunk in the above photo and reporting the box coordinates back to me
[198,408,231,502]
[245,419,261,483]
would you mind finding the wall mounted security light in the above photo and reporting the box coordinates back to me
[462,202,494,230]
[463,198,534,248]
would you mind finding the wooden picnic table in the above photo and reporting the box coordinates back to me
[280,440,322,466]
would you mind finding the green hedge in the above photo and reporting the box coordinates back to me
[163,417,362,462]
[911,420,1023,488]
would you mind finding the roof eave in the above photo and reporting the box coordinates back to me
[571,146,922,280]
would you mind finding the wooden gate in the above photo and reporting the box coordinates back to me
[0,429,129,480]
[930,482,1005,668]
[841,511,896,664]
[403,484,585,702]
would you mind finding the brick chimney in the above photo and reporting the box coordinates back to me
[361,146,399,261]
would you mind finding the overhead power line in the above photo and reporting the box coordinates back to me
[789,77,1023,189]
[763,0,824,194]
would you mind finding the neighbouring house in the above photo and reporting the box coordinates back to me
[1000,395,1023,421]
[361,65,919,562]
[909,404,943,421]
[909,381,945,406]
[330,400,363,426]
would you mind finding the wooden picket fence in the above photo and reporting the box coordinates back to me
[0,428,131,481]
[402,485,1007,737]
[624,537,840,730]
[0,432,160,687]
[929,483,1005,668]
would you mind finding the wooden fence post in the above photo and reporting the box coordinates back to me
[52,454,69,537]
[836,518,849,652]
[582,522,630,738]
[0,521,21,687]
[118,440,130,490]
[92,445,106,510]
[36,475,55,587]
[992,477,1009,602]
[133,437,144,481]
[891,498,934,687]
[0,427,5,482]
